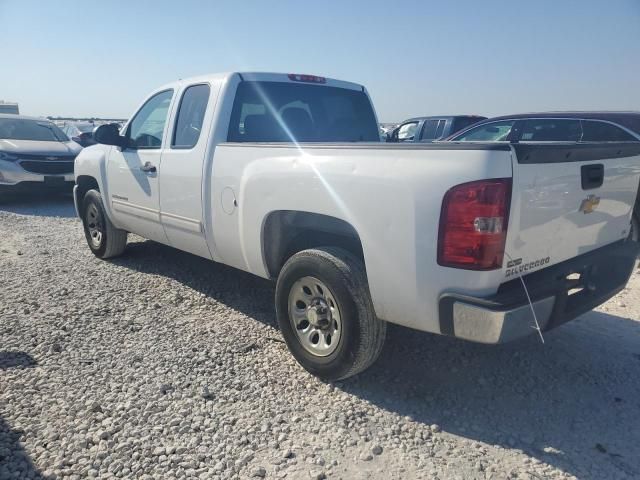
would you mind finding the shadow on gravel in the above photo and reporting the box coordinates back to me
[0,417,46,479]
[347,315,640,479]
[0,193,76,218]
[0,351,37,370]
[0,353,45,478]
[111,239,640,479]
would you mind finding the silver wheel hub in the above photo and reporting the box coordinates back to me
[86,204,103,248]
[288,276,341,357]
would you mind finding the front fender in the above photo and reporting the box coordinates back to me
[74,145,117,223]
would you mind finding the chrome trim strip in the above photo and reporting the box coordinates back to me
[160,211,202,233]
[111,199,160,222]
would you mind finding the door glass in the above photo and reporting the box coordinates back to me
[127,90,173,149]
[452,121,515,141]
[581,120,636,142]
[397,122,418,141]
[519,119,581,141]
[421,120,439,140]
[172,84,211,149]
[434,119,446,138]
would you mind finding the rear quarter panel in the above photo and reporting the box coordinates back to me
[207,144,513,333]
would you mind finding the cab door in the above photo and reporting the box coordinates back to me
[158,82,219,259]
[106,89,173,243]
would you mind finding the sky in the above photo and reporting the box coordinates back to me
[1,0,639,123]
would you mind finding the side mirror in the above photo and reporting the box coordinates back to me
[94,123,125,147]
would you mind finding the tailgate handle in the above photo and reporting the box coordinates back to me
[581,164,604,190]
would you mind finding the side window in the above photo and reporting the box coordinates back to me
[172,84,211,149]
[453,120,515,141]
[397,121,418,141]
[127,89,173,149]
[420,120,439,140]
[434,119,446,139]
[518,119,581,141]
[452,117,483,134]
[581,120,636,142]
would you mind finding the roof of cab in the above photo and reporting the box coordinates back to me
[155,72,365,93]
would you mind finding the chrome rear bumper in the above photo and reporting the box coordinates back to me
[439,239,638,344]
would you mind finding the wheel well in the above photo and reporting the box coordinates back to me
[76,175,99,205]
[262,211,364,278]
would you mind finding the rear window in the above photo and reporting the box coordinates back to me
[0,118,68,142]
[581,120,636,142]
[227,81,379,142]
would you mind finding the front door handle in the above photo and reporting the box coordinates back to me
[140,161,157,173]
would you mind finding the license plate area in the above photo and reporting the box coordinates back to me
[44,176,66,186]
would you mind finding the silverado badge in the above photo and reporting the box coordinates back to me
[579,194,600,214]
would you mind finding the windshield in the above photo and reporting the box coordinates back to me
[0,118,69,142]
[76,123,95,133]
[228,81,379,142]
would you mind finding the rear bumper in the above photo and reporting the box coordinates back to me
[439,239,638,344]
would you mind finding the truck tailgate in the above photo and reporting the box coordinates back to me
[505,143,640,277]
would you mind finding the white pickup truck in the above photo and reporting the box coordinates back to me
[74,72,640,380]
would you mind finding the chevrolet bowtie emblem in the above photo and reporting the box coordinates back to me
[579,194,600,214]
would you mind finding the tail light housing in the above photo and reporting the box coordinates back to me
[438,178,512,270]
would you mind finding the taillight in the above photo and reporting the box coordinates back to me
[438,178,512,270]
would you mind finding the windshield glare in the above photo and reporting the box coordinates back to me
[0,118,69,142]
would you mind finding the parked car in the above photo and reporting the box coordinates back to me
[74,73,640,380]
[0,114,81,196]
[0,101,19,115]
[386,115,486,143]
[62,122,97,147]
[445,112,640,242]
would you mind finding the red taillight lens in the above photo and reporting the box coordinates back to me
[438,178,512,270]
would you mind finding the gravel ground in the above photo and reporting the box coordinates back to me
[1,195,640,480]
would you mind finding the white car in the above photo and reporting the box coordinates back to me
[0,114,81,195]
[74,72,640,380]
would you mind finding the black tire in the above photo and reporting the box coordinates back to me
[275,247,386,381]
[631,212,639,244]
[81,189,127,259]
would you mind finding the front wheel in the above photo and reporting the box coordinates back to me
[81,189,127,259]
[275,247,386,381]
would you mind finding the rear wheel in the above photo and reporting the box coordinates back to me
[275,247,386,381]
[81,189,127,259]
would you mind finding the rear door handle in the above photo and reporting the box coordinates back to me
[140,161,157,173]
[581,164,603,190]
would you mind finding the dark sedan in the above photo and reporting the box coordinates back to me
[444,111,640,242]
